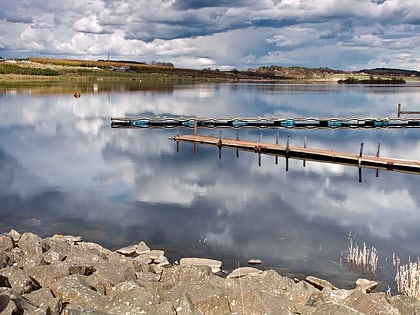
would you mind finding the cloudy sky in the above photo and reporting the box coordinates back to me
[1,0,420,70]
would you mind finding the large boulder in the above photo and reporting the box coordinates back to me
[0,266,39,295]
[50,275,109,312]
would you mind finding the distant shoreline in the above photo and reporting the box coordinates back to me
[1,57,419,84]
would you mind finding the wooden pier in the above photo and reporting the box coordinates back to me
[397,103,420,118]
[172,134,420,176]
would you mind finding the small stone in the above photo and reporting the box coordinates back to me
[226,267,263,278]
[248,259,262,265]
[115,244,137,256]
[149,249,165,261]
[136,241,150,255]
[355,278,378,293]
[8,229,21,243]
[305,276,337,290]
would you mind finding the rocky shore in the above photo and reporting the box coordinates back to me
[1,230,419,314]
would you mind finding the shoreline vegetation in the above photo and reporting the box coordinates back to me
[337,76,406,84]
[1,57,419,85]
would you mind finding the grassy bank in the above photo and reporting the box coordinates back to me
[1,57,418,84]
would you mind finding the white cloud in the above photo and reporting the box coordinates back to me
[1,1,420,69]
[73,15,108,34]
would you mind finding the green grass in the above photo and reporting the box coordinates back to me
[0,63,59,76]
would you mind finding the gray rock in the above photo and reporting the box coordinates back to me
[354,278,378,293]
[0,294,17,315]
[136,241,151,255]
[180,258,222,273]
[23,288,61,314]
[157,256,171,268]
[313,301,364,315]
[149,249,165,262]
[0,251,11,269]
[43,248,67,264]
[27,262,71,288]
[0,266,39,295]
[0,288,43,314]
[184,283,231,314]
[306,275,338,290]
[343,291,399,314]
[149,263,163,275]
[388,294,420,314]
[61,307,112,315]
[50,234,82,245]
[133,253,153,265]
[226,266,262,278]
[18,253,45,272]
[227,270,293,314]
[248,258,262,265]
[69,265,96,276]
[0,235,14,252]
[10,247,25,266]
[159,265,213,303]
[115,244,137,256]
[8,230,21,243]
[50,275,109,311]
[18,232,43,256]
[104,286,159,314]
[84,273,115,296]
[3,230,418,315]
[160,265,212,289]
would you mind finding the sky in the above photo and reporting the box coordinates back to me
[1,0,420,70]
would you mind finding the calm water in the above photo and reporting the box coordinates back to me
[1,81,420,292]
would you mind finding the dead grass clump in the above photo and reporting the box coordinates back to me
[347,238,378,276]
[394,255,420,299]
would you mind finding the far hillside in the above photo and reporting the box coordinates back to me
[358,68,420,77]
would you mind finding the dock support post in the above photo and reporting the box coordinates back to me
[193,120,197,156]
[218,130,222,159]
[285,136,290,172]
[303,137,307,167]
[258,133,262,167]
[376,143,381,177]
[236,130,239,158]
[358,142,364,183]
[398,103,401,118]
[176,128,180,153]
[275,132,279,165]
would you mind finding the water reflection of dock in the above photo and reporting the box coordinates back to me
[171,134,420,177]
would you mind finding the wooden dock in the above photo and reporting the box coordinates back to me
[172,134,420,176]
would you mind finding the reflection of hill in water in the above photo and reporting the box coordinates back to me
[0,80,176,95]
[338,77,406,84]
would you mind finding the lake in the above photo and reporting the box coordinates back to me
[1,81,419,293]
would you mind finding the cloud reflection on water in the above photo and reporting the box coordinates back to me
[0,83,419,290]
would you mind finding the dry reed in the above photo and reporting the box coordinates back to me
[394,255,420,299]
[347,238,378,276]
